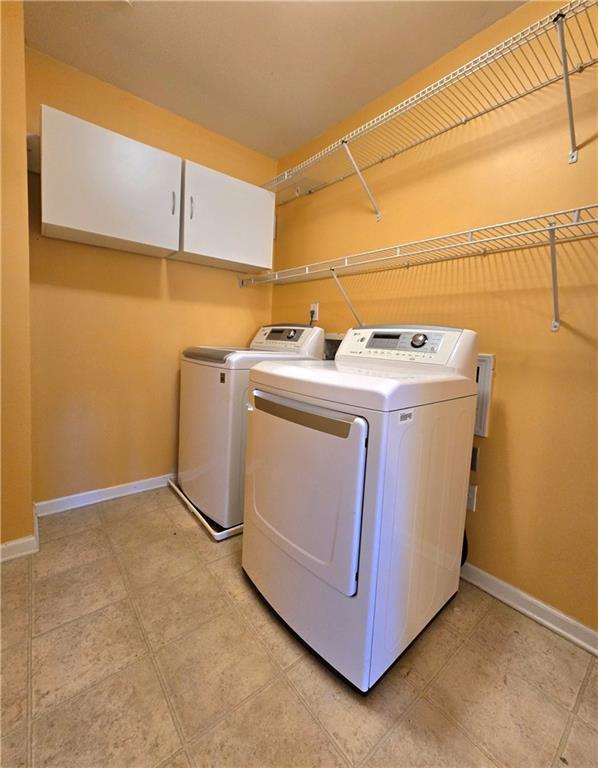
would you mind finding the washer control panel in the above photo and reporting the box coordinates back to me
[250,325,325,357]
[338,326,463,365]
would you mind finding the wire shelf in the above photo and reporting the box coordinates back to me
[264,0,598,207]
[240,204,598,286]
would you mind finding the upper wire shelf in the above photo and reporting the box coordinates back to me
[240,204,598,286]
[264,0,598,209]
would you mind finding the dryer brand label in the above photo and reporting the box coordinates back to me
[399,411,414,423]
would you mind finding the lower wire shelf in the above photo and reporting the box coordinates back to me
[240,203,598,332]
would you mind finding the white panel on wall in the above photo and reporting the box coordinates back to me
[475,353,495,438]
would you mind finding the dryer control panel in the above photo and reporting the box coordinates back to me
[336,326,472,370]
[250,325,325,358]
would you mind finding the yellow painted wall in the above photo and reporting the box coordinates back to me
[271,2,598,628]
[25,48,276,503]
[1,1,34,542]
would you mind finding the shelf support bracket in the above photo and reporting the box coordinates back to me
[330,268,364,327]
[554,13,578,164]
[342,140,382,221]
[548,224,560,332]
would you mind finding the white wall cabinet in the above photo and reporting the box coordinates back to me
[41,105,182,257]
[41,106,275,270]
[174,160,275,271]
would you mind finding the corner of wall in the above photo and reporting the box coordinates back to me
[1,0,34,543]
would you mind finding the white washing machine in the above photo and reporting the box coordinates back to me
[173,324,325,540]
[242,324,478,690]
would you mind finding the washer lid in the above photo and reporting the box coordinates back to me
[249,360,477,411]
[182,347,320,370]
[182,347,242,364]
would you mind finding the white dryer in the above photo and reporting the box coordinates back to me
[242,325,478,690]
[174,324,324,540]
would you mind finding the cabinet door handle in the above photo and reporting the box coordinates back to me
[171,191,176,215]
[190,195,194,220]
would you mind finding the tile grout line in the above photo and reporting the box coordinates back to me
[571,655,594,715]
[31,532,113,585]
[202,553,304,676]
[25,492,208,753]
[30,544,113,588]
[358,602,494,767]
[550,655,595,766]
[101,522,192,765]
[355,636,471,768]
[30,499,160,723]
[182,672,289,760]
[150,601,272,755]
[281,667,353,767]
[23,502,589,768]
[37,524,103,546]
[100,495,203,738]
[465,622,591,713]
[153,749,185,768]
[29,651,152,725]
[420,641,570,768]
[355,602,504,768]
[31,593,132,643]
[421,697,508,768]
[447,593,589,717]
[417,604,511,768]
[98,502,289,765]
[143,554,300,755]
[550,712,576,768]
[419,629,568,768]
[154,747,193,768]
[239,590,496,768]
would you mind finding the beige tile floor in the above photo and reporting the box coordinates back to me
[1,488,596,768]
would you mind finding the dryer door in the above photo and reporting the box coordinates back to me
[245,389,368,597]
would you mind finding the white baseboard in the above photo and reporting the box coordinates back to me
[0,513,39,562]
[34,473,175,517]
[461,562,598,656]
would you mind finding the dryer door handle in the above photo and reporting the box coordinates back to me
[253,391,358,439]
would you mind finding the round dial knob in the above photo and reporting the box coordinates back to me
[410,333,428,348]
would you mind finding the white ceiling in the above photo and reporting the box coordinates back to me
[24,1,523,159]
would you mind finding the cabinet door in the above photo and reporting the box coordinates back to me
[41,105,182,257]
[176,160,274,271]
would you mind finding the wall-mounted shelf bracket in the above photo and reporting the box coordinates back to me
[548,223,561,331]
[330,267,365,327]
[554,12,579,163]
[341,141,382,221]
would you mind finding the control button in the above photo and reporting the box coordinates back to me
[411,333,428,348]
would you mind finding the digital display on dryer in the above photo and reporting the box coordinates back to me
[366,333,402,350]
